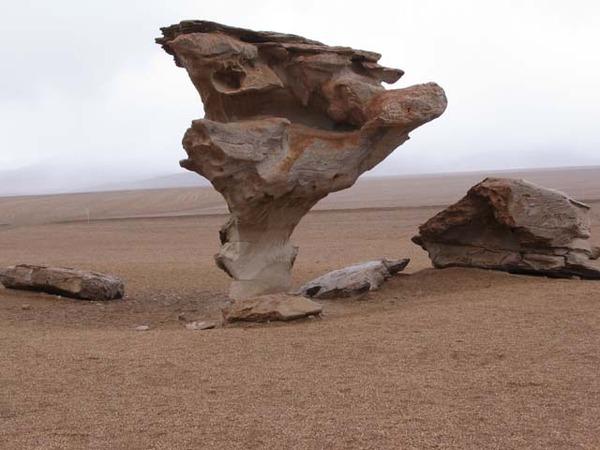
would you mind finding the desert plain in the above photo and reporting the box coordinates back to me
[1,167,600,449]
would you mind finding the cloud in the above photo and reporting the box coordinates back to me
[0,0,599,193]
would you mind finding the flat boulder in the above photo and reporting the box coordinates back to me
[299,258,410,299]
[223,294,322,323]
[0,264,125,300]
[412,177,600,279]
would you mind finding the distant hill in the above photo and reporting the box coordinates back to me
[0,163,205,197]
[1,166,600,227]
[90,172,208,192]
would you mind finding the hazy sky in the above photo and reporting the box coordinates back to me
[1,0,599,189]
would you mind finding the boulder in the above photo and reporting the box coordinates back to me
[222,294,322,323]
[299,258,410,299]
[156,20,446,299]
[412,178,600,279]
[0,264,125,300]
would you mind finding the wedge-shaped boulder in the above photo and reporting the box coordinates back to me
[0,264,125,300]
[223,294,322,322]
[412,178,600,279]
[299,258,410,299]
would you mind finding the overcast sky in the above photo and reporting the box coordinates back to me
[1,0,599,193]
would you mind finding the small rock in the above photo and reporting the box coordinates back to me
[21,304,31,310]
[134,325,150,332]
[223,294,322,323]
[177,313,186,321]
[185,320,216,330]
[299,258,410,299]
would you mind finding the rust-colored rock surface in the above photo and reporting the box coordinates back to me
[413,178,600,279]
[0,264,125,300]
[157,20,447,298]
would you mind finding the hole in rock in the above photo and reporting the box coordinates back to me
[214,88,362,132]
[213,66,246,90]
[305,286,321,297]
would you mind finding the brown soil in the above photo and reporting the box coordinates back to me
[1,176,600,448]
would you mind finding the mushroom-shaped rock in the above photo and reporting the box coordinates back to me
[0,264,125,300]
[157,20,447,299]
[412,178,600,279]
[299,258,410,299]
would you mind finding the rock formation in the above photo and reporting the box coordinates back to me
[0,265,125,300]
[157,20,447,299]
[223,294,322,322]
[299,258,409,299]
[413,178,600,279]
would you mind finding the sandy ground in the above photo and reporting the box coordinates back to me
[1,172,600,449]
